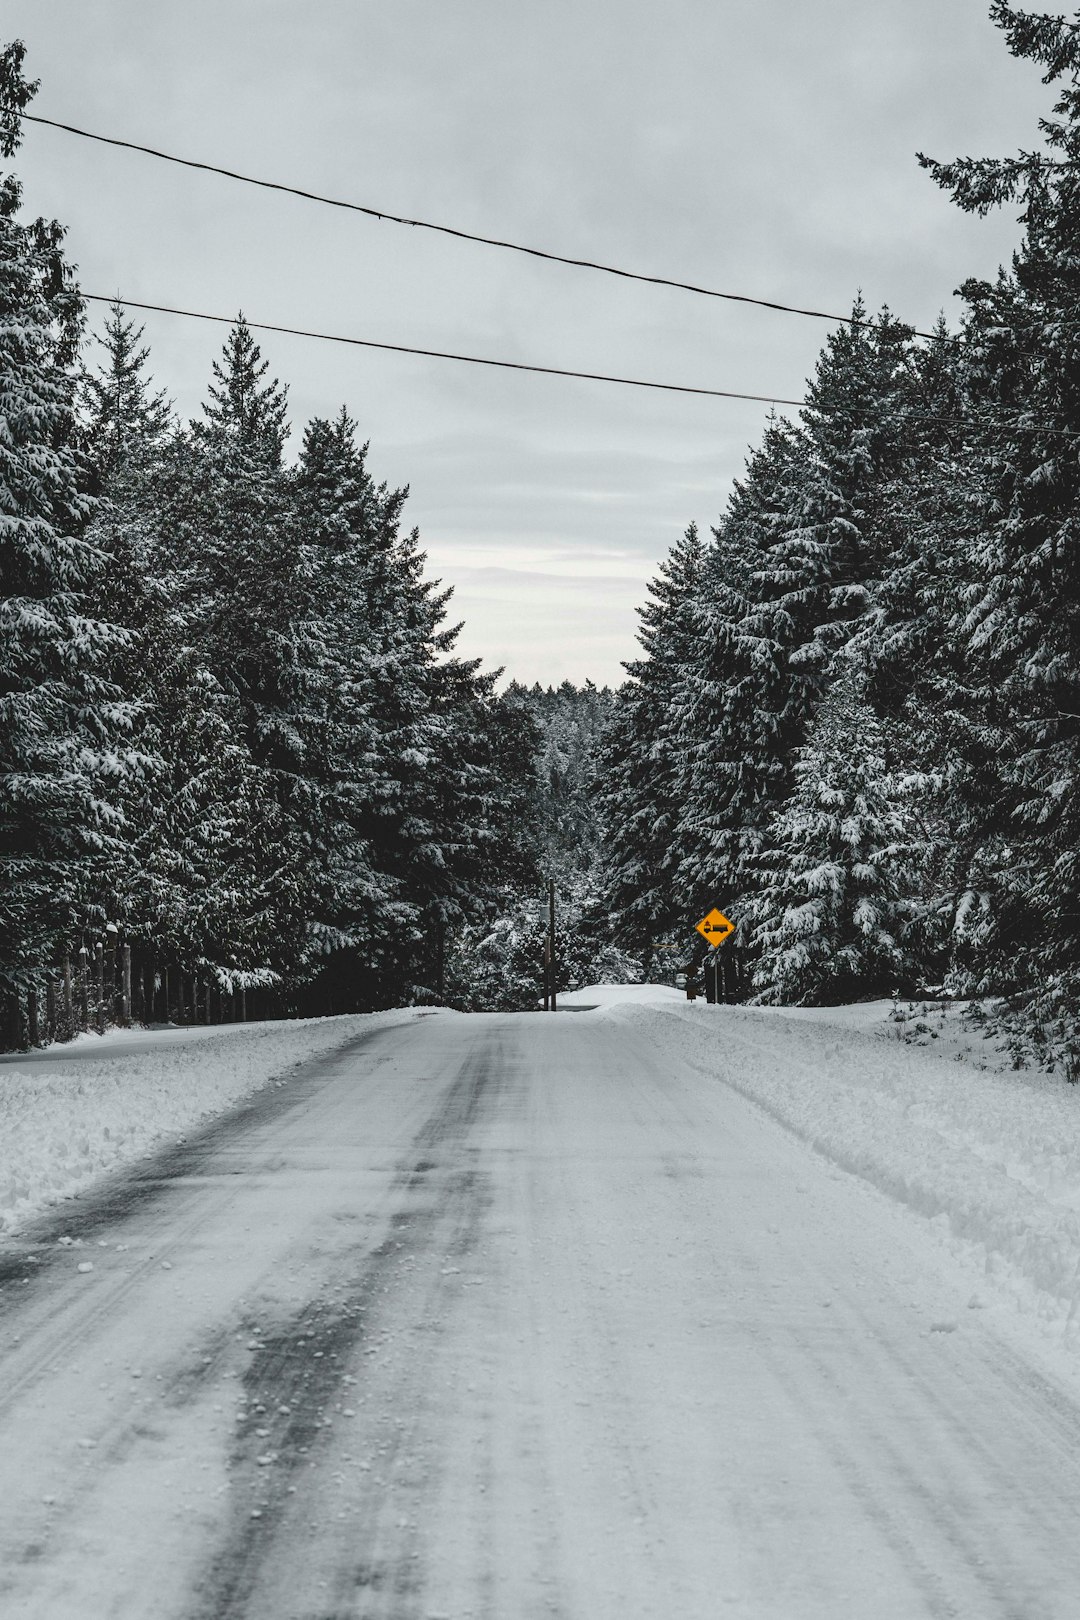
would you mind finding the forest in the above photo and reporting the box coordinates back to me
[594,5,1080,1071]
[0,32,574,1042]
[4,7,1080,1070]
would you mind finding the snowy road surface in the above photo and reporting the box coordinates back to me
[4,1008,1080,1618]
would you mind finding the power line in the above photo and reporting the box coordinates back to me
[83,292,805,406]
[15,106,945,341]
[86,292,1080,440]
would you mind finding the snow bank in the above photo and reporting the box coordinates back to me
[560,982,684,1008]
[0,1011,420,1235]
[599,994,1080,1351]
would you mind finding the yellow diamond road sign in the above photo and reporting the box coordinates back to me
[695,907,735,946]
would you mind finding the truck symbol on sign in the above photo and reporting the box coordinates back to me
[694,907,735,945]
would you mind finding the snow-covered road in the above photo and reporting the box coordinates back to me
[4,1005,1080,1618]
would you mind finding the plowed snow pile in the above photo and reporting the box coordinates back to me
[588,988,1080,1352]
[0,1011,421,1233]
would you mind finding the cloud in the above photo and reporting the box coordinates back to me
[7,0,1053,684]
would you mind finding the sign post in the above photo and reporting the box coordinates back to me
[548,880,557,1013]
[694,907,735,1004]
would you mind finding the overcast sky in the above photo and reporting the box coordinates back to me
[6,1,1055,687]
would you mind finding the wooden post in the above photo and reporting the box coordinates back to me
[240,985,247,1022]
[46,976,57,1042]
[78,946,90,1031]
[63,957,73,1039]
[121,943,132,1025]
[548,880,557,1013]
[93,941,104,1033]
[27,986,39,1047]
[104,931,117,1025]
[1,990,20,1052]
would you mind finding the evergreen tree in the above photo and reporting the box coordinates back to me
[79,298,171,488]
[918,2,1080,1053]
[593,523,705,959]
[295,409,542,1008]
[858,318,977,982]
[0,43,131,1030]
[773,303,918,673]
[749,670,914,1005]
[668,310,921,970]
[505,679,615,876]
[203,315,288,466]
[291,409,391,1003]
[669,420,813,929]
[165,314,310,972]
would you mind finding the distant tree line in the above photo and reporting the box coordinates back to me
[446,682,644,1010]
[0,41,543,1043]
[594,5,1080,1071]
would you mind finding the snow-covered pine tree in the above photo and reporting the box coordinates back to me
[203,316,288,467]
[667,310,920,979]
[291,408,393,1006]
[0,42,132,1037]
[79,298,171,490]
[670,419,814,933]
[462,680,626,1010]
[769,302,919,679]
[367,516,540,997]
[185,319,313,983]
[296,408,541,1009]
[749,667,914,1005]
[74,312,274,988]
[592,523,705,961]
[918,3,1080,1059]
[506,679,615,875]
[857,317,977,984]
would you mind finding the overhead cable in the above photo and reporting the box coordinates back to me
[82,293,805,405]
[85,293,1080,439]
[14,106,946,340]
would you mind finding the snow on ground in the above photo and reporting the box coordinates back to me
[558,982,684,1008]
[7,981,1079,1362]
[0,1011,423,1234]
[577,983,1080,1360]
[750,992,1018,1072]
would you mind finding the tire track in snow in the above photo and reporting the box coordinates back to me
[186,1040,510,1620]
[0,1025,402,1424]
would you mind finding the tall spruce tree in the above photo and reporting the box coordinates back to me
[0,43,131,1032]
[668,309,921,968]
[749,668,914,1005]
[918,3,1080,1052]
[142,322,312,986]
[79,298,171,489]
[669,420,814,928]
[593,523,705,960]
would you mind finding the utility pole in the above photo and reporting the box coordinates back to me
[548,879,557,1013]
